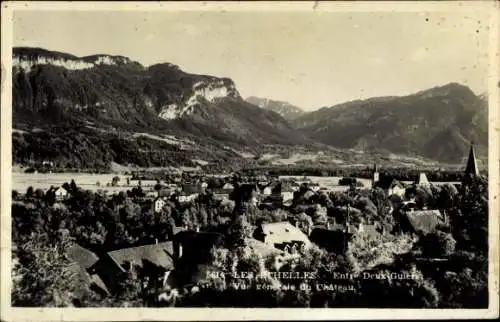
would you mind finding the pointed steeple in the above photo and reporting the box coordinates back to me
[465,143,479,177]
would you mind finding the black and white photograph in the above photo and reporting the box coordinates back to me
[1,1,498,320]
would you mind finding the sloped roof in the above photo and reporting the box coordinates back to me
[158,188,172,197]
[66,248,110,296]
[182,183,200,194]
[212,188,232,195]
[107,241,175,272]
[405,210,444,234]
[389,179,406,189]
[222,183,234,190]
[303,190,315,200]
[261,221,311,247]
[246,238,284,257]
[90,273,110,295]
[54,187,68,194]
[66,244,99,269]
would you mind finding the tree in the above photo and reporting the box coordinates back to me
[26,186,34,198]
[226,215,253,249]
[359,265,439,308]
[12,231,89,307]
[70,179,78,192]
[311,205,327,225]
[418,231,456,258]
[111,176,120,187]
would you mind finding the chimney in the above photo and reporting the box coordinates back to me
[155,238,158,244]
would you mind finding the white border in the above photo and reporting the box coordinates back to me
[1,1,499,320]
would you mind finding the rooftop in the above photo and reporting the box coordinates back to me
[107,241,175,272]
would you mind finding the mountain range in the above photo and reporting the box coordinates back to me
[11,47,488,169]
[293,83,488,163]
[246,96,305,121]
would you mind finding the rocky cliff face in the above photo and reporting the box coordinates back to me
[13,47,142,71]
[159,79,240,120]
[12,47,308,150]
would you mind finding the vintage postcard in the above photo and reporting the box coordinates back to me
[1,1,499,320]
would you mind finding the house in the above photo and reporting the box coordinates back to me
[281,189,295,203]
[222,183,234,191]
[52,186,69,201]
[157,188,173,198]
[261,185,274,196]
[270,182,295,204]
[153,197,167,213]
[253,221,311,252]
[401,209,447,235]
[247,238,284,255]
[309,183,321,192]
[178,191,198,203]
[88,241,176,293]
[182,183,201,194]
[66,244,109,296]
[42,160,55,168]
[387,180,406,197]
[212,188,231,200]
[145,190,157,199]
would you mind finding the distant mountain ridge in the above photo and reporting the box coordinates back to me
[12,47,308,147]
[246,96,305,121]
[11,47,487,168]
[293,83,488,163]
[12,47,314,170]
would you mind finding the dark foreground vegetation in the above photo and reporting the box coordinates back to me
[11,173,488,308]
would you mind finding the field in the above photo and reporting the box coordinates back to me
[280,175,373,189]
[12,172,134,193]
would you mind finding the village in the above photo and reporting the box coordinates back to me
[10,143,484,306]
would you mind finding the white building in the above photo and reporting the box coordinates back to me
[153,198,166,213]
[53,187,69,201]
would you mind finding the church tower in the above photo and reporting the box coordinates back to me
[372,164,380,187]
[465,143,479,177]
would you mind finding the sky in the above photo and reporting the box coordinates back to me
[12,5,491,110]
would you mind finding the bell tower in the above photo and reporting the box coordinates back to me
[465,143,479,177]
[372,164,380,187]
